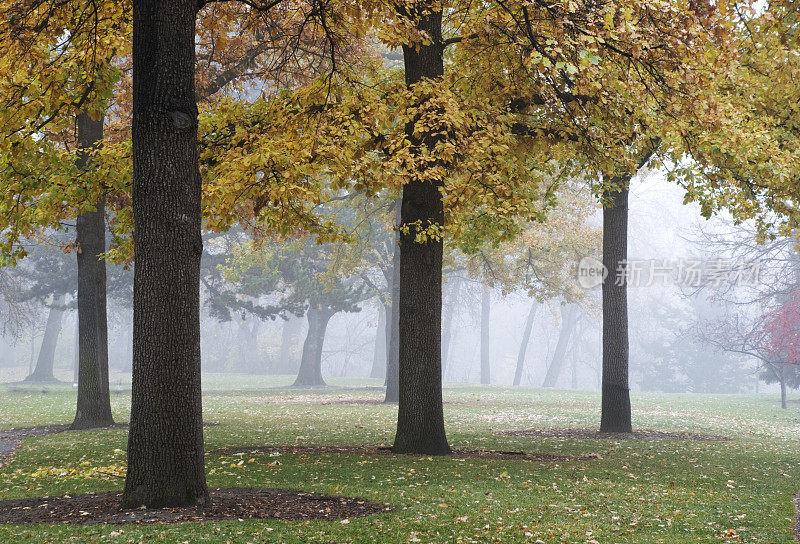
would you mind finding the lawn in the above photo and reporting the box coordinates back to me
[0,378,798,543]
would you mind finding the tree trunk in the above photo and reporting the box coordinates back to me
[513,301,538,386]
[26,295,66,383]
[370,304,387,379]
[600,186,632,433]
[393,5,450,455]
[441,276,461,379]
[122,0,208,509]
[542,305,578,388]
[71,111,114,430]
[276,316,302,374]
[384,202,401,403]
[293,308,332,387]
[780,373,787,409]
[480,284,491,385]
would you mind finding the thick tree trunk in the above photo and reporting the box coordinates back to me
[71,112,114,430]
[441,276,461,379]
[480,284,491,385]
[542,305,578,388]
[384,203,401,403]
[370,304,387,380]
[26,295,66,383]
[293,308,332,387]
[122,0,208,509]
[513,301,538,386]
[600,186,632,433]
[393,6,450,455]
[276,316,302,374]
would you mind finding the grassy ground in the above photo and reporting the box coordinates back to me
[0,377,797,543]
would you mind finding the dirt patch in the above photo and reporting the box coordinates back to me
[500,428,728,441]
[0,488,391,525]
[211,444,598,462]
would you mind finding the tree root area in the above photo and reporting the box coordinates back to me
[501,428,728,441]
[0,488,392,525]
[211,444,598,462]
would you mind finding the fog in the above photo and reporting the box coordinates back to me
[0,170,785,398]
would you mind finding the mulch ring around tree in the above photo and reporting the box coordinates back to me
[0,488,392,525]
[500,428,729,441]
[211,444,601,462]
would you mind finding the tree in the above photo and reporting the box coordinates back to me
[450,0,735,432]
[26,294,67,383]
[542,304,580,388]
[513,301,539,387]
[600,181,633,432]
[699,307,798,410]
[219,237,367,387]
[72,112,114,429]
[479,284,491,385]
[390,2,451,455]
[6,242,78,383]
[458,181,599,386]
[122,0,208,508]
[673,1,800,238]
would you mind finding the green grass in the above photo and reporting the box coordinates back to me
[0,378,798,543]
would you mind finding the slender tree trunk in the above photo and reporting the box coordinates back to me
[72,111,114,430]
[600,186,633,433]
[513,301,538,386]
[780,373,787,409]
[480,284,491,385]
[293,308,332,387]
[26,295,66,383]
[370,304,387,379]
[570,322,580,389]
[441,276,461,379]
[384,202,401,403]
[122,0,208,509]
[393,5,450,455]
[28,332,35,376]
[542,305,577,388]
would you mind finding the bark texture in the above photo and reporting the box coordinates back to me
[480,284,491,385]
[393,5,450,454]
[513,301,538,386]
[122,0,208,508]
[542,304,578,388]
[71,112,114,430]
[26,295,66,383]
[293,308,333,387]
[600,187,632,433]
